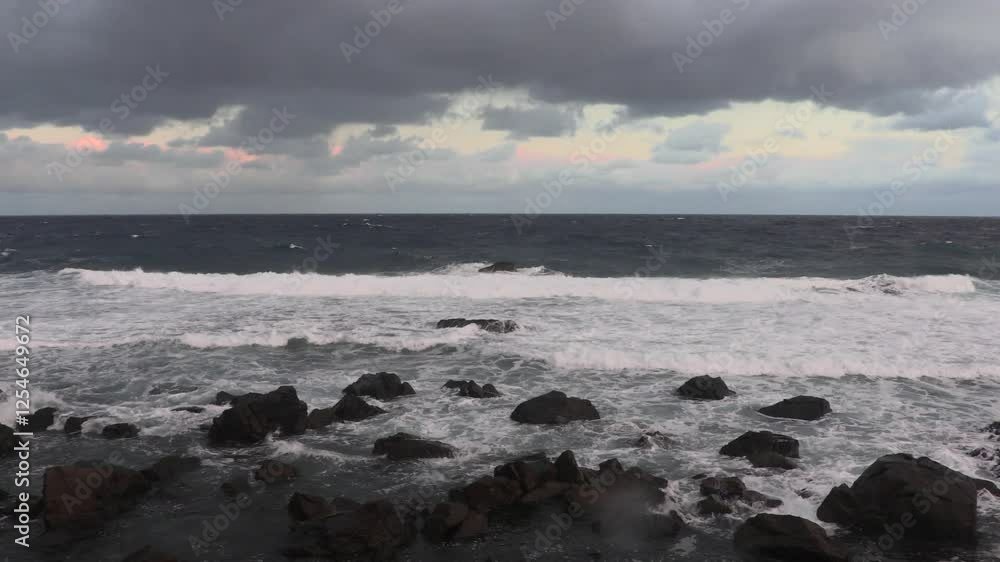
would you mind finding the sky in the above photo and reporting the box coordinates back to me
[1,0,1000,216]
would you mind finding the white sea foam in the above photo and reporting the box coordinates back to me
[60,267,977,302]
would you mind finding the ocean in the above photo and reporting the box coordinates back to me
[1,214,999,561]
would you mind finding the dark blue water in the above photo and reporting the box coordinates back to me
[1,214,998,277]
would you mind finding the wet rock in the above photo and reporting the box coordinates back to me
[141,455,201,483]
[288,492,334,522]
[520,480,572,503]
[423,501,470,542]
[748,451,800,470]
[741,490,783,508]
[983,421,1000,437]
[307,394,386,428]
[148,383,198,396]
[759,396,832,421]
[343,372,415,401]
[478,261,518,273]
[453,476,522,512]
[817,453,978,542]
[255,459,298,483]
[565,461,668,517]
[208,385,308,445]
[510,390,600,424]
[42,463,152,529]
[734,514,849,562]
[494,455,556,493]
[1,423,16,456]
[973,478,1000,498]
[555,450,587,484]
[444,379,501,398]
[700,476,746,499]
[213,391,238,406]
[64,416,94,435]
[596,511,686,540]
[120,545,179,562]
[698,495,732,515]
[720,431,800,459]
[170,406,205,414]
[436,318,519,333]
[372,433,456,460]
[23,407,58,432]
[453,510,488,540]
[285,337,310,351]
[633,431,673,449]
[676,375,734,400]
[102,423,140,439]
[284,499,415,559]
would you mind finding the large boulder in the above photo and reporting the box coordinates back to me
[343,372,415,401]
[42,463,152,529]
[759,396,832,421]
[444,380,501,398]
[372,433,456,460]
[676,375,734,400]
[23,407,58,432]
[720,431,800,459]
[478,261,518,273]
[510,391,600,424]
[734,514,849,562]
[436,318,518,333]
[817,454,978,542]
[64,416,95,434]
[307,394,386,429]
[284,499,415,559]
[208,386,308,445]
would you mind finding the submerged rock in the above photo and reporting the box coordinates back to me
[734,514,849,562]
[510,390,600,424]
[699,475,782,510]
[817,453,978,542]
[343,372,415,401]
[141,455,201,483]
[170,406,205,414]
[633,431,673,449]
[372,433,456,460]
[759,396,832,421]
[720,431,800,459]
[676,375,734,400]
[148,383,198,396]
[444,379,501,398]
[42,463,152,529]
[255,459,298,483]
[307,394,386,428]
[478,261,518,273]
[208,385,308,445]
[748,451,800,470]
[436,318,519,333]
[102,423,140,439]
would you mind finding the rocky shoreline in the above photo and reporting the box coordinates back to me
[2,366,999,561]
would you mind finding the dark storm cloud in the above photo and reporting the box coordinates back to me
[1,0,998,139]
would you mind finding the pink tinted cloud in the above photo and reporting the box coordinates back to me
[69,135,108,152]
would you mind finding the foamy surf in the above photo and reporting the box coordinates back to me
[59,267,977,302]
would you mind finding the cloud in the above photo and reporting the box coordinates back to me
[652,121,730,164]
[480,104,580,138]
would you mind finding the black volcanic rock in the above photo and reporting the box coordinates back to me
[748,451,800,470]
[436,318,518,333]
[171,406,205,414]
[634,431,673,449]
[64,416,94,434]
[208,385,308,445]
[735,514,849,562]
[759,396,832,420]
[510,391,600,424]
[23,407,58,432]
[307,394,386,428]
[444,379,501,398]
[343,372,415,401]
[478,261,518,273]
[102,423,140,439]
[676,375,734,400]
[285,337,310,351]
[284,499,415,559]
[817,453,978,542]
[373,433,456,460]
[42,463,151,529]
[0,423,15,456]
[720,431,800,459]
